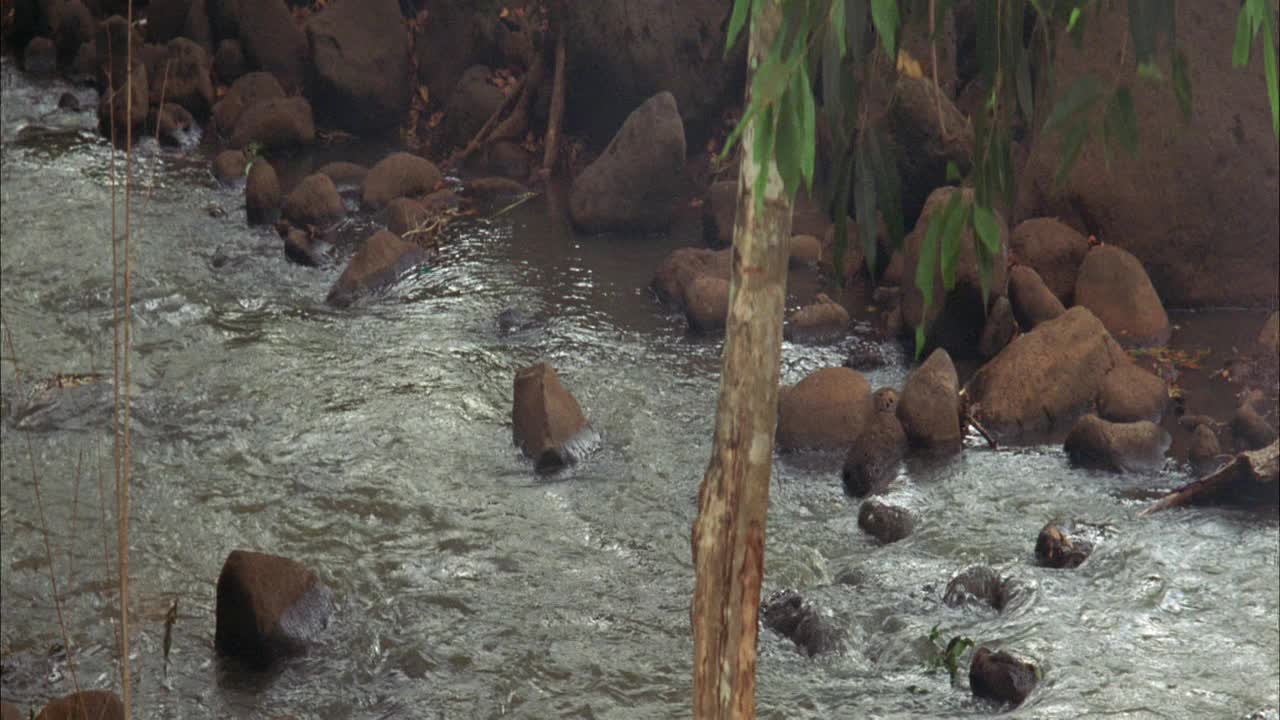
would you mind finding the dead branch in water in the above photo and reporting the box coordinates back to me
[1141,440,1279,515]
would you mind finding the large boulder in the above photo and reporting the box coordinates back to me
[1063,414,1172,473]
[282,173,345,227]
[151,38,214,117]
[902,187,1008,357]
[841,388,907,498]
[964,307,1128,440]
[1096,363,1168,423]
[305,0,410,133]
[1015,0,1279,308]
[562,1,742,148]
[40,0,93,63]
[897,348,962,452]
[327,230,426,307]
[361,152,444,210]
[35,690,124,720]
[229,96,316,150]
[568,91,687,233]
[212,71,285,135]
[1073,245,1170,346]
[512,363,595,472]
[684,275,729,334]
[215,550,334,669]
[969,647,1039,707]
[1007,265,1065,330]
[1009,218,1089,304]
[445,65,505,147]
[245,159,281,225]
[652,247,730,308]
[236,0,307,92]
[777,367,874,451]
[887,73,973,226]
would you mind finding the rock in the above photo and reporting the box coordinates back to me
[1008,265,1065,330]
[361,152,444,210]
[821,222,865,284]
[410,2,480,111]
[45,0,94,62]
[245,159,281,225]
[480,140,533,180]
[71,40,97,81]
[94,15,143,92]
[1,700,21,720]
[1073,245,1170,346]
[684,275,729,334]
[897,348,963,452]
[841,388,907,498]
[148,101,196,145]
[212,71,284,134]
[146,0,191,44]
[964,307,1128,440]
[858,497,915,544]
[56,91,80,112]
[881,249,906,286]
[419,188,463,214]
[282,225,322,267]
[282,173,345,227]
[464,176,529,201]
[1015,1,1278,307]
[978,296,1018,359]
[702,180,736,248]
[902,187,1008,357]
[512,363,594,472]
[563,0,742,148]
[777,367,874,451]
[1009,218,1089,304]
[23,35,57,74]
[213,38,245,82]
[446,65,505,147]
[1063,414,1172,473]
[327,230,425,307]
[944,565,1008,611]
[1096,364,1168,423]
[1233,402,1278,451]
[96,60,148,140]
[887,74,974,225]
[652,246,730,308]
[384,198,427,237]
[229,96,316,150]
[760,589,842,657]
[844,337,889,372]
[145,38,214,116]
[1035,521,1094,569]
[215,550,334,669]
[9,372,114,431]
[785,293,849,343]
[305,0,409,133]
[568,91,687,233]
[34,690,124,720]
[237,0,307,92]
[316,161,368,188]
[1259,312,1280,358]
[182,0,213,53]
[969,647,1039,707]
[789,234,822,267]
[1247,709,1280,720]
[1188,423,1222,473]
[212,149,247,183]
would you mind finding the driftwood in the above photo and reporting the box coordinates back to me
[1141,440,1279,515]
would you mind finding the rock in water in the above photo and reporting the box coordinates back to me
[1063,414,1171,473]
[969,646,1039,707]
[841,389,907,498]
[34,690,124,720]
[777,367,874,451]
[215,550,334,669]
[760,589,842,657]
[897,348,962,452]
[858,497,915,544]
[512,363,596,472]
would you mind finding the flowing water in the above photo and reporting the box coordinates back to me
[2,59,1277,719]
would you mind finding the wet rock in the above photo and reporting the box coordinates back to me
[182,0,213,53]
[316,161,368,189]
[1188,423,1222,473]
[236,0,307,93]
[71,40,97,81]
[1247,708,1280,720]
[702,180,736,248]
[902,187,1008,357]
[964,307,1128,440]
[245,159,281,225]
[684,275,729,334]
[23,36,57,74]
[212,149,247,184]
[1009,218,1089,304]
[778,367,874,451]
[480,141,533,180]
[215,550,334,669]
[1233,402,1278,451]
[57,91,81,111]
[283,173,345,227]
[420,188,463,214]
[512,363,595,472]
[362,152,444,210]
[35,690,123,720]
[978,296,1018,359]
[1096,363,1168,423]
[1035,521,1094,569]
[464,176,529,201]
[229,96,316,151]
[944,565,1008,611]
[858,497,915,544]
[1073,245,1170,346]
[841,388,907,498]
[1063,414,1172,473]
[214,38,246,83]
[327,230,425,307]
[1259,312,1280,358]
[282,225,322,267]
[148,101,197,145]
[1,700,20,720]
[96,60,148,140]
[785,294,849,343]
[212,71,285,136]
[1008,265,1065,330]
[148,37,214,117]
[94,15,143,93]
[844,337,889,371]
[305,0,409,133]
[887,74,973,226]
[569,91,687,233]
[969,646,1039,707]
[760,589,842,657]
[789,234,822,267]
[897,348,962,452]
[44,0,93,63]
[652,246,730,308]
[385,197,428,237]
[445,65,505,146]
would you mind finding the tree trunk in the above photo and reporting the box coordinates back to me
[690,4,791,718]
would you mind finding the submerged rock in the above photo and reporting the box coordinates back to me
[760,589,842,657]
[944,565,1009,611]
[512,363,597,472]
[326,230,425,307]
[969,646,1039,707]
[1063,414,1171,473]
[778,367,874,451]
[215,550,334,669]
[858,497,915,544]
[1035,520,1095,569]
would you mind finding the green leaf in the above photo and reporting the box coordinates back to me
[871,0,900,61]
[1136,61,1165,82]
[1068,6,1087,49]
[971,204,1001,256]
[1044,75,1102,132]
[776,84,803,197]
[866,128,904,249]
[937,192,968,292]
[1066,6,1082,32]
[1233,5,1254,67]
[725,0,752,57]
[799,64,817,191]
[1053,121,1090,190]
[1104,86,1140,157]
[1171,48,1193,121]
[1263,14,1280,139]
[752,105,776,213]
[945,160,962,183]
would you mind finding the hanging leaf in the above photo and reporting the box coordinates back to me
[1233,5,1254,67]
[972,204,1002,256]
[725,0,752,56]
[830,0,848,57]
[1044,75,1102,132]
[1171,48,1193,120]
[914,205,944,358]
[937,192,969,292]
[1262,12,1280,139]
[1068,6,1087,49]
[867,127,905,249]
[871,0,900,61]
[1104,86,1140,157]
[799,64,817,191]
[752,105,776,212]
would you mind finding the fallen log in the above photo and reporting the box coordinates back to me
[1141,440,1279,515]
